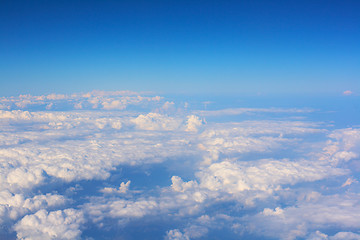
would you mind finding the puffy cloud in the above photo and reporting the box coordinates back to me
[262,207,284,216]
[245,193,360,239]
[164,226,209,240]
[84,198,159,223]
[82,149,347,234]
[185,115,203,132]
[329,232,360,240]
[161,101,175,111]
[100,181,131,194]
[14,208,85,240]
[197,120,325,165]
[0,109,201,195]
[6,167,45,189]
[166,156,346,211]
[132,113,183,131]
[0,91,359,239]
[319,128,360,164]
[0,192,66,224]
[197,159,345,196]
[165,229,189,240]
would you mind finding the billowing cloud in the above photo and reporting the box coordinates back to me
[14,209,85,240]
[244,193,360,239]
[132,113,183,131]
[0,91,359,239]
[100,181,131,194]
[185,115,203,132]
[0,192,66,224]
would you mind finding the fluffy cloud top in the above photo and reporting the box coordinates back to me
[0,91,359,239]
[14,209,85,240]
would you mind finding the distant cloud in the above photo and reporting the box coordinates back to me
[343,90,353,95]
[0,90,163,111]
[194,107,314,117]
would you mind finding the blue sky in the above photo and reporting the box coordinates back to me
[1,2,360,239]
[1,0,359,96]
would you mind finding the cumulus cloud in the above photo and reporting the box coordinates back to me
[185,115,203,132]
[0,90,359,239]
[165,229,189,240]
[244,193,360,239]
[84,197,159,224]
[132,113,182,131]
[100,181,131,194]
[14,208,85,240]
[0,192,66,224]
[198,159,345,195]
[319,128,360,165]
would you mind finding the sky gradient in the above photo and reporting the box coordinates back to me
[1,0,359,96]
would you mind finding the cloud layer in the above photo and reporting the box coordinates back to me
[0,91,359,239]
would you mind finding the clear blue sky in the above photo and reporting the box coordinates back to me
[1,0,359,96]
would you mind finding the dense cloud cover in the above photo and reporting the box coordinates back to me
[0,91,359,239]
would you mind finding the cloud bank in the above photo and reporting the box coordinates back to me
[0,91,359,239]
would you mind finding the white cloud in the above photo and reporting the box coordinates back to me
[0,192,66,224]
[84,198,159,223]
[262,207,284,216]
[0,90,163,111]
[132,113,183,131]
[329,232,360,240]
[165,229,189,240]
[185,115,203,132]
[14,208,85,240]
[245,193,360,240]
[100,181,131,194]
[198,159,345,195]
[0,91,359,239]
[319,128,360,164]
